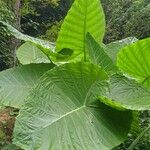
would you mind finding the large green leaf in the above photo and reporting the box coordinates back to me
[99,74,150,110]
[106,37,138,62]
[86,33,117,73]
[0,63,54,108]
[17,42,50,64]
[0,21,55,59]
[13,62,132,150]
[56,0,105,60]
[117,38,150,89]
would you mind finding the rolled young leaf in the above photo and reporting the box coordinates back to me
[0,63,54,108]
[56,0,105,61]
[13,62,133,150]
[117,38,150,89]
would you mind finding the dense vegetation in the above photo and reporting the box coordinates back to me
[0,0,150,149]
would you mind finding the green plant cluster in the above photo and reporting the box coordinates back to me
[0,0,150,149]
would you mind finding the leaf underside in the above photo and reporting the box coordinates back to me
[13,62,132,150]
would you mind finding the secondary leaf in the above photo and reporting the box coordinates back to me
[56,0,105,60]
[17,42,50,64]
[0,63,54,108]
[99,74,150,110]
[117,38,150,89]
[106,37,138,62]
[13,62,132,150]
[0,21,55,59]
[86,33,117,73]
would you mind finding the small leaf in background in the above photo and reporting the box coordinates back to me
[127,125,150,150]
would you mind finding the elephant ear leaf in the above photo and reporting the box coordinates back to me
[99,74,150,111]
[56,0,105,60]
[13,62,133,150]
[86,33,117,74]
[106,37,138,62]
[117,38,150,89]
[17,42,50,64]
[0,21,55,60]
[0,64,54,108]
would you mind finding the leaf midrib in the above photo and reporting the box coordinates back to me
[16,64,104,144]
[20,80,100,135]
[15,103,103,146]
[44,105,86,127]
[40,79,99,129]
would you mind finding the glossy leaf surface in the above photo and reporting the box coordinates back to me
[117,38,150,89]
[56,0,105,60]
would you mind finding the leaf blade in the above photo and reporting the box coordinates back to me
[117,38,150,89]
[0,63,54,108]
[99,74,150,110]
[106,37,138,62]
[0,21,55,60]
[86,33,117,73]
[17,42,50,64]
[56,0,105,60]
[13,63,132,150]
